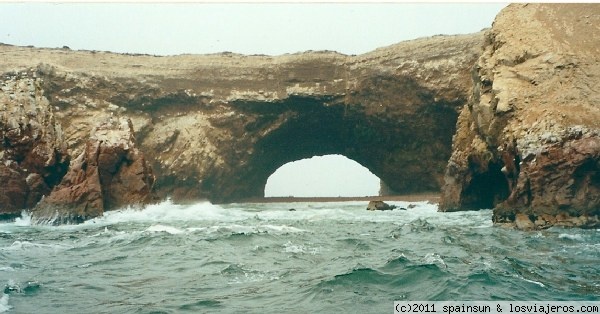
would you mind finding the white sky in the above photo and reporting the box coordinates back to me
[265,155,381,197]
[0,2,507,197]
[0,2,507,56]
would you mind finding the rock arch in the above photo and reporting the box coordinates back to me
[3,4,598,229]
[0,31,483,208]
[149,85,467,203]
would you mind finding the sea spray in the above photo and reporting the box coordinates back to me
[0,200,598,313]
[0,293,10,313]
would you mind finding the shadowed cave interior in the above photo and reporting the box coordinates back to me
[200,94,456,202]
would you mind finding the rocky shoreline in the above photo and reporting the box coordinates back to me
[0,4,598,229]
[1,27,480,220]
[439,4,600,229]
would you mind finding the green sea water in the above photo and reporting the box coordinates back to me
[1,200,598,313]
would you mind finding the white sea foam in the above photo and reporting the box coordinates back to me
[213,224,257,235]
[14,211,31,226]
[85,199,250,226]
[514,274,546,288]
[259,224,306,234]
[228,271,271,285]
[186,224,307,236]
[242,200,441,223]
[0,293,10,313]
[283,242,307,254]
[423,252,447,268]
[282,241,320,255]
[0,211,32,233]
[1,240,73,252]
[0,199,445,232]
[145,224,185,235]
[0,199,491,235]
[185,224,255,235]
[0,266,15,272]
[558,233,584,241]
[104,230,144,244]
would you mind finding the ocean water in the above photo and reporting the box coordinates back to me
[0,200,598,313]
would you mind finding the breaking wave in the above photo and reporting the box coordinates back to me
[1,199,598,313]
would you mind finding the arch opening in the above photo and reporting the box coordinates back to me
[207,93,457,203]
[264,154,380,198]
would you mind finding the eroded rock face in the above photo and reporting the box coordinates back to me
[0,70,69,219]
[32,117,156,223]
[0,32,483,203]
[366,201,397,211]
[440,4,600,229]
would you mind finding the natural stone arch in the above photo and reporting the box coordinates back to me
[239,100,387,199]
[180,90,463,203]
[0,31,483,207]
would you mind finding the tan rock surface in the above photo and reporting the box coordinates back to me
[1,32,483,203]
[440,4,600,229]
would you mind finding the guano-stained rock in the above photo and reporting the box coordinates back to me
[0,32,483,204]
[440,4,600,229]
[1,4,597,229]
[0,70,69,219]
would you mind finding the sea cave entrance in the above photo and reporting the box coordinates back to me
[264,154,381,198]
[205,95,454,203]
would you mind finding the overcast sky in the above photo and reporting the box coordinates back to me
[0,2,507,197]
[0,3,507,56]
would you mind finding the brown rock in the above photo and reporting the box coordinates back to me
[0,71,69,219]
[0,164,28,218]
[33,117,156,224]
[367,201,397,211]
[514,214,535,231]
[24,173,52,208]
[440,4,600,229]
[533,214,556,229]
[0,32,483,203]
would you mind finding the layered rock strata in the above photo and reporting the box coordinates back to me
[0,70,69,219]
[440,4,600,229]
[2,4,597,229]
[32,117,156,224]
[0,32,483,204]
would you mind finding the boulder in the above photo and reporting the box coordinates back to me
[367,201,397,211]
[32,117,156,224]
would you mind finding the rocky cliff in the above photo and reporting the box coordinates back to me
[440,4,600,229]
[2,4,597,229]
[32,117,156,224]
[0,31,482,210]
[0,70,69,219]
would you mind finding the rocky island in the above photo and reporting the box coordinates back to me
[439,4,600,229]
[0,3,598,228]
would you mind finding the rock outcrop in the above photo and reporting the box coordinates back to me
[2,4,596,229]
[0,32,483,204]
[32,117,156,224]
[0,70,69,219]
[367,201,397,211]
[440,4,600,229]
